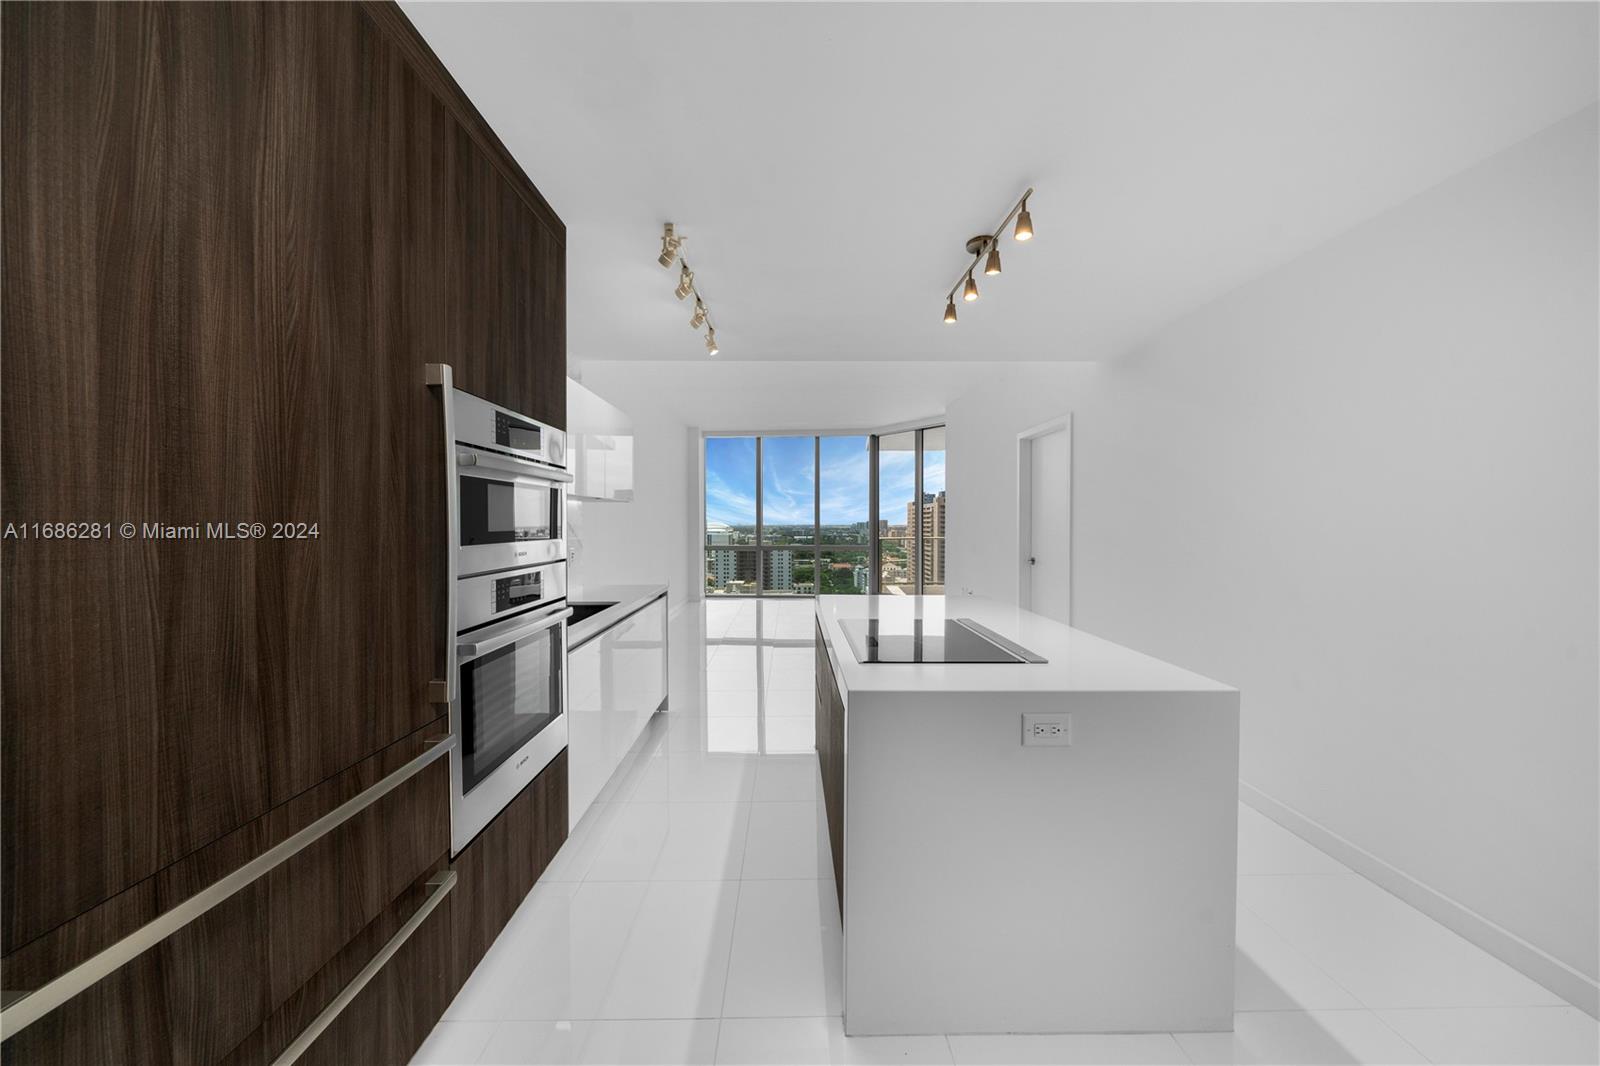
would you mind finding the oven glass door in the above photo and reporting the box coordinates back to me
[459,471,561,547]
[459,620,564,794]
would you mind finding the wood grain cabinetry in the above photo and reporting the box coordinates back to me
[816,621,845,912]
[0,724,449,1066]
[2,1,566,1062]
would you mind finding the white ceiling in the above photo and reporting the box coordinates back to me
[403,2,1597,367]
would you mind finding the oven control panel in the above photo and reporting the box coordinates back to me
[495,570,543,613]
[457,561,568,632]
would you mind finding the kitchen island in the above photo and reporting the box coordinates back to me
[815,594,1239,1037]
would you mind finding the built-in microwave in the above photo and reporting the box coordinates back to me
[452,389,571,577]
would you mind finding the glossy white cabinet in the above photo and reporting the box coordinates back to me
[568,378,634,502]
[567,595,669,828]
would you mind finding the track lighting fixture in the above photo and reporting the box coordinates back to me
[658,222,684,268]
[941,187,1035,323]
[658,222,722,356]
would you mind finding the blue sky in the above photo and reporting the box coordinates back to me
[705,436,944,527]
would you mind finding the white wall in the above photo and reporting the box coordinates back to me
[945,109,1599,998]
[566,387,697,609]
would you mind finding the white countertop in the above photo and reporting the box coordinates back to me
[816,594,1235,696]
[568,583,668,648]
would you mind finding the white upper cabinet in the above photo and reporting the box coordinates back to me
[567,378,634,502]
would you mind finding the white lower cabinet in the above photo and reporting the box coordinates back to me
[568,596,669,828]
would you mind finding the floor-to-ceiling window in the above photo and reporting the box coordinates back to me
[875,431,918,594]
[920,426,946,594]
[818,436,872,594]
[873,425,946,596]
[704,437,759,595]
[759,437,816,596]
[705,428,942,597]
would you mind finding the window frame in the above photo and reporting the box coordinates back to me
[702,427,942,599]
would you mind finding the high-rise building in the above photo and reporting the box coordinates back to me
[706,521,758,592]
[767,548,794,591]
[902,491,947,588]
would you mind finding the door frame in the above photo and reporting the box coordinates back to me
[1016,413,1073,620]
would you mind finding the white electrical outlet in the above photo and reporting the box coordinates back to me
[1022,712,1072,747]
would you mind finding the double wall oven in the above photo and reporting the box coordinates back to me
[432,369,573,855]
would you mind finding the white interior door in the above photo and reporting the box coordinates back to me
[1027,425,1071,623]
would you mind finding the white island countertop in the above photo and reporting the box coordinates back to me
[816,594,1235,697]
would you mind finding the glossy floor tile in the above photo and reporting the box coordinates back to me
[1238,873,1566,1009]
[1175,1010,1428,1064]
[1375,1006,1599,1065]
[946,1033,1189,1065]
[415,599,1589,1065]
[583,802,750,882]
[1235,804,1349,876]
[715,1016,953,1064]
[1234,909,1362,1012]
[443,881,649,1022]
[592,880,741,1019]
[477,1019,719,1065]
[741,802,831,880]
[722,879,842,1018]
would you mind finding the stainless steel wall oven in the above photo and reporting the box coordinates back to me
[430,366,573,855]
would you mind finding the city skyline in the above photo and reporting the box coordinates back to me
[705,435,945,528]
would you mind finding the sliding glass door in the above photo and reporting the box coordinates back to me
[704,428,941,598]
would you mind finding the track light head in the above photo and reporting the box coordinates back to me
[1014,199,1033,241]
[675,264,694,300]
[658,223,682,267]
[962,272,979,302]
[984,242,1002,276]
[690,300,707,328]
[943,299,958,324]
[705,329,719,356]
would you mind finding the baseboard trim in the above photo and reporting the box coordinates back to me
[1238,780,1599,1018]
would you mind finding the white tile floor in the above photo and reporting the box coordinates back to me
[415,599,1599,1066]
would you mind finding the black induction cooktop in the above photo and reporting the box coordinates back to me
[840,617,1047,664]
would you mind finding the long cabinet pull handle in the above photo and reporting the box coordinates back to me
[0,737,454,1042]
[426,363,460,706]
[270,871,456,1066]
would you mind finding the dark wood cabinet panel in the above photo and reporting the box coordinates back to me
[291,872,456,1066]
[222,753,568,1066]
[2,0,564,956]
[217,867,454,1066]
[0,723,449,1066]
[448,129,568,428]
[816,624,845,913]
[451,750,569,984]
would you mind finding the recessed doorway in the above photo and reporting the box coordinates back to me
[1017,415,1072,623]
